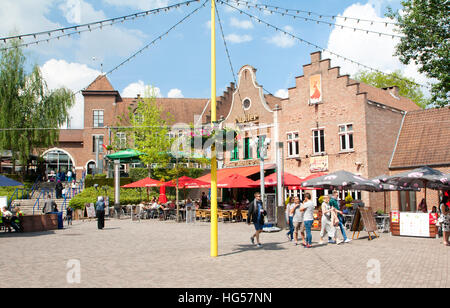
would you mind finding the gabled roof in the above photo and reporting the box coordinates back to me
[390,108,450,169]
[85,75,116,91]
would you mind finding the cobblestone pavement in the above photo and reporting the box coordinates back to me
[0,218,448,288]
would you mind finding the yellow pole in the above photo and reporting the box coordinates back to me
[210,0,218,257]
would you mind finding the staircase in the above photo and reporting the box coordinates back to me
[11,198,68,216]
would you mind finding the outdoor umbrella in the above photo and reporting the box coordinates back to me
[384,166,446,189]
[251,172,303,187]
[158,185,168,204]
[105,149,147,163]
[217,174,257,188]
[370,174,419,214]
[288,172,327,190]
[301,170,380,192]
[164,176,210,189]
[121,177,164,188]
[0,175,23,187]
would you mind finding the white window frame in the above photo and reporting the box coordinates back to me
[93,109,104,128]
[116,132,127,149]
[338,123,354,152]
[311,128,325,155]
[286,131,299,158]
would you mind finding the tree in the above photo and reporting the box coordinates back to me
[353,70,429,108]
[387,0,449,107]
[115,86,174,177]
[0,39,74,176]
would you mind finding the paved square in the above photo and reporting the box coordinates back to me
[0,219,448,288]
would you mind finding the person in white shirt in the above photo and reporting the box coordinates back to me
[291,197,306,246]
[319,195,336,245]
[300,193,315,248]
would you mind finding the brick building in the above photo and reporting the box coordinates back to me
[45,51,447,213]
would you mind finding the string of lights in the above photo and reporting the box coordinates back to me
[219,1,429,90]
[0,0,200,51]
[73,0,208,97]
[215,4,246,115]
[228,0,401,27]
[223,0,403,39]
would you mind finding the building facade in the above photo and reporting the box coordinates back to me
[47,51,445,213]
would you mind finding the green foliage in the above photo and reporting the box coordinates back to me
[0,39,75,173]
[386,0,449,107]
[354,70,430,108]
[129,168,148,182]
[84,177,132,188]
[318,195,324,205]
[93,173,107,179]
[69,186,167,209]
[345,194,353,208]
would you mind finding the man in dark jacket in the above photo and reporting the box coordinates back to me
[248,192,266,247]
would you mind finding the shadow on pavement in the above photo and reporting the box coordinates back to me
[0,230,56,238]
[219,242,286,257]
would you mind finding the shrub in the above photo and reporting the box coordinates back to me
[129,168,148,182]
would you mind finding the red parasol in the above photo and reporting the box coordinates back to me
[121,177,164,188]
[288,172,327,190]
[164,176,210,189]
[251,172,304,187]
[217,174,257,188]
[158,185,168,204]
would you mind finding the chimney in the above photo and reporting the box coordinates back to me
[382,86,400,98]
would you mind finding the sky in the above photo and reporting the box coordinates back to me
[0,0,432,129]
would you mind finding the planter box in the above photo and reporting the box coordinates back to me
[21,214,58,233]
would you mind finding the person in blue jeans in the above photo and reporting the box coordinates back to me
[300,193,315,248]
[330,190,351,244]
[248,192,266,248]
[285,198,295,241]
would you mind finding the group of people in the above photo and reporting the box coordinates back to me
[55,179,79,199]
[47,169,76,183]
[284,190,351,248]
[0,206,24,233]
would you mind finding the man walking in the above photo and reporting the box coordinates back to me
[96,196,106,230]
[291,196,306,246]
[248,192,266,248]
[300,193,315,248]
[330,190,351,244]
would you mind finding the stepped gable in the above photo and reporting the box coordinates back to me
[390,107,450,169]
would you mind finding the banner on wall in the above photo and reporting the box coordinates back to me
[310,155,328,172]
[309,74,322,104]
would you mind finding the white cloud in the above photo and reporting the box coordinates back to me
[122,81,162,98]
[266,26,296,48]
[0,0,59,38]
[275,89,289,99]
[225,34,252,44]
[230,17,253,29]
[102,0,169,11]
[323,2,431,90]
[167,88,184,98]
[40,59,101,129]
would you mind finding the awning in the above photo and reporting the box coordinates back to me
[105,149,147,163]
[197,164,276,183]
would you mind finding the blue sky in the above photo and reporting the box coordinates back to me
[0,0,428,128]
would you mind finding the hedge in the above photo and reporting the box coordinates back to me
[84,177,133,188]
[68,186,162,210]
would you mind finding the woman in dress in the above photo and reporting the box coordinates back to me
[440,192,450,246]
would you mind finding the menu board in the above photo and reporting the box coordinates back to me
[400,212,429,237]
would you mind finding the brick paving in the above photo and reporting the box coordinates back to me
[0,218,448,288]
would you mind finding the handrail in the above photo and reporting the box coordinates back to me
[32,188,54,215]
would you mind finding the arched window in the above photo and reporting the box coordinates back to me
[42,149,75,175]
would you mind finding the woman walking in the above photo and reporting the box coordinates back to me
[248,192,266,248]
[96,196,106,230]
[319,195,336,245]
[440,192,450,246]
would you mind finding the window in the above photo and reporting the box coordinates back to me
[93,110,104,128]
[116,132,126,149]
[339,124,354,152]
[287,132,299,157]
[231,142,239,161]
[92,135,104,153]
[313,129,325,154]
[243,98,251,110]
[244,137,252,160]
[399,191,416,212]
